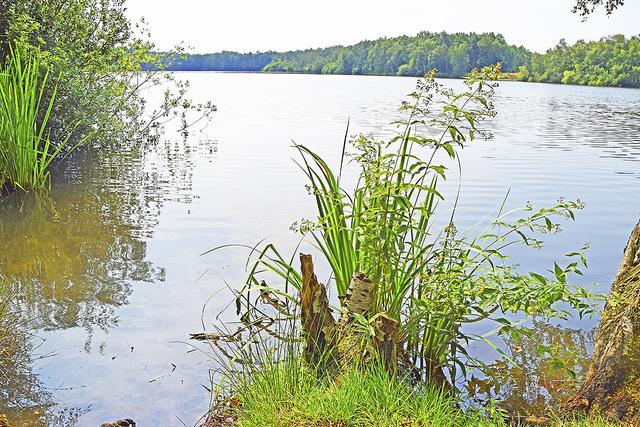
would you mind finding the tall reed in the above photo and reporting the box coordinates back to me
[0,47,80,191]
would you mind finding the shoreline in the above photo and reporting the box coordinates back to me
[160,69,640,90]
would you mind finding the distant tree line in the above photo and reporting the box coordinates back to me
[163,31,640,88]
[163,51,276,71]
[165,32,529,78]
[520,35,640,87]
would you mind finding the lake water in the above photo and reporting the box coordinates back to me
[1,73,639,426]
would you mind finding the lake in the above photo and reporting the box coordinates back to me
[1,72,639,426]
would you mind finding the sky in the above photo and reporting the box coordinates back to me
[125,0,640,54]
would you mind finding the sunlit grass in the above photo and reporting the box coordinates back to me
[233,360,495,427]
[229,359,617,427]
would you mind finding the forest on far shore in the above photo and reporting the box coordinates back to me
[161,31,640,88]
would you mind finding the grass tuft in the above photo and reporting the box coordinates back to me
[229,360,617,427]
[233,360,490,427]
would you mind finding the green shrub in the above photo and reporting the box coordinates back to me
[1,1,215,146]
[205,68,604,426]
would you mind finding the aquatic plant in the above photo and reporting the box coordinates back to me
[201,68,602,425]
[0,47,81,191]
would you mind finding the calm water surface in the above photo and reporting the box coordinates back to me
[1,73,639,426]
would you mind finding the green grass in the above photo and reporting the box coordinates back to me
[0,47,81,191]
[557,420,619,427]
[232,360,493,427]
[227,360,617,427]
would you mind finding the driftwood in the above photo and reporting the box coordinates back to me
[567,219,640,423]
[298,253,400,373]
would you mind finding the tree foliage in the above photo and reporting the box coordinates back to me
[573,0,625,17]
[168,30,640,89]
[520,35,640,87]
[0,0,214,145]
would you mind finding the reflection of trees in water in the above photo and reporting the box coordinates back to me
[0,190,164,331]
[0,137,217,330]
[0,136,217,425]
[0,311,84,426]
[470,321,595,419]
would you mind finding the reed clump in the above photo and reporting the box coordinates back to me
[0,47,81,192]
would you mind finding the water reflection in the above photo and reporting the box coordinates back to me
[0,310,84,426]
[0,137,216,425]
[0,188,164,332]
[470,321,595,419]
[494,83,640,168]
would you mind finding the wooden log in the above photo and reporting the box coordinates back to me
[566,219,640,423]
[299,253,337,366]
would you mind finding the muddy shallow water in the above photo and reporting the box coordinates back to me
[1,73,639,426]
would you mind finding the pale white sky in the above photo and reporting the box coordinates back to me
[125,0,639,54]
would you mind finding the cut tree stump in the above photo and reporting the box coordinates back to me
[567,219,640,423]
[300,253,337,367]
[336,271,378,372]
[339,272,376,322]
[373,313,400,373]
[298,253,401,374]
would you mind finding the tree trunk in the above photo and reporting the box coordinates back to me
[567,219,640,423]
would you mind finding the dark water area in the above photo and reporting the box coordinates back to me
[0,73,639,425]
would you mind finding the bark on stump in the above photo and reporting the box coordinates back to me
[300,253,337,366]
[567,219,640,423]
[298,253,400,373]
[373,313,400,373]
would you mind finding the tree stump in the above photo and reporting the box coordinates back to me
[300,253,337,367]
[298,254,400,374]
[567,219,640,423]
[373,313,400,373]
